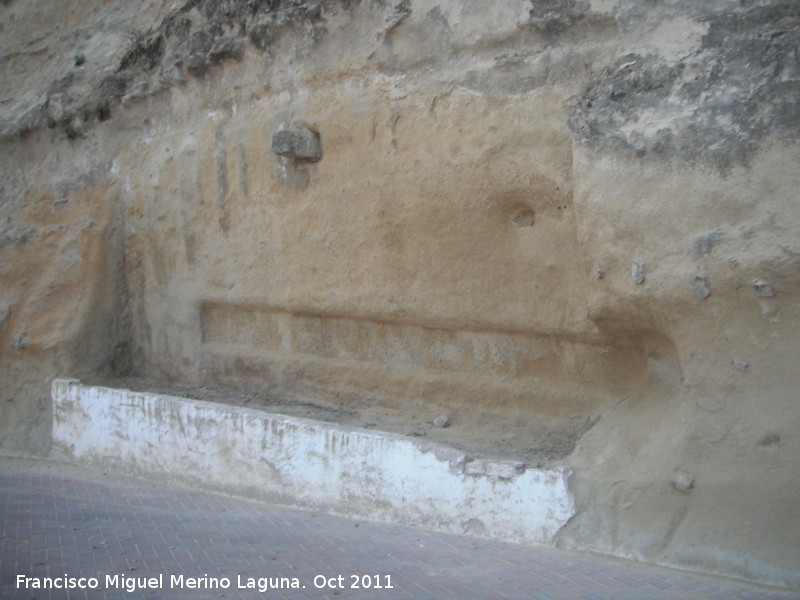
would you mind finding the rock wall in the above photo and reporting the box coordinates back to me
[1,0,798,588]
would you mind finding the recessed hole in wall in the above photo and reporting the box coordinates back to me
[759,433,780,448]
[512,209,535,227]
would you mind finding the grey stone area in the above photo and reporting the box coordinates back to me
[568,2,800,171]
[691,276,711,300]
[671,469,695,493]
[0,223,32,248]
[272,124,322,162]
[689,229,724,258]
[1,0,349,139]
[526,0,591,34]
[433,413,449,428]
[753,278,776,298]
[632,260,646,285]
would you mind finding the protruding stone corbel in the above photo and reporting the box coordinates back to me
[271,123,322,162]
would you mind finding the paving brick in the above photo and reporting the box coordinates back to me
[1,458,798,600]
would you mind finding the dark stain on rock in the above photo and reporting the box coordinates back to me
[119,34,165,72]
[569,2,800,172]
[690,229,724,259]
[32,0,347,141]
[527,0,590,35]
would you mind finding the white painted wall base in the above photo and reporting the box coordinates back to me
[51,379,574,545]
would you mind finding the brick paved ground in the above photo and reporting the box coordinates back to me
[1,457,797,600]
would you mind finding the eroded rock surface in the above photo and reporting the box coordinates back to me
[1,0,798,589]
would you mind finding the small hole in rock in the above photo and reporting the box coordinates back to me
[759,433,780,447]
[512,210,535,227]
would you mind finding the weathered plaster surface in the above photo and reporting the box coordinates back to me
[52,379,575,545]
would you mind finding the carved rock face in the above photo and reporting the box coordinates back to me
[1,0,799,590]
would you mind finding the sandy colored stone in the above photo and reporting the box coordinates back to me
[1,0,799,590]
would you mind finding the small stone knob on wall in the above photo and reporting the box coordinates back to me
[271,123,322,162]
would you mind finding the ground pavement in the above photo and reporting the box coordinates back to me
[1,457,797,600]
